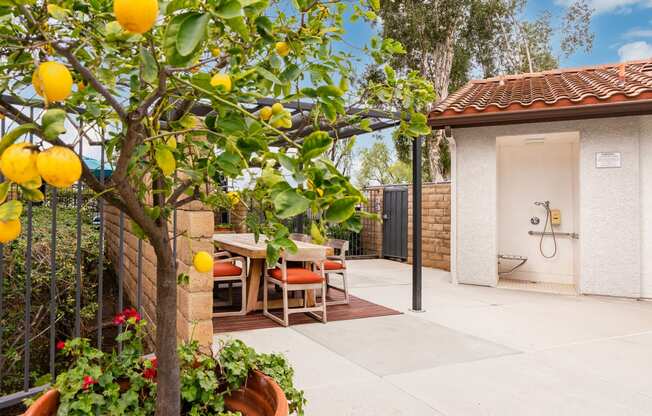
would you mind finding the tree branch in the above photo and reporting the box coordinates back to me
[52,44,128,121]
[166,178,193,206]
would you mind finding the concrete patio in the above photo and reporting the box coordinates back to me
[215,259,652,416]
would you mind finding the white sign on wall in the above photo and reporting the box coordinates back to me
[595,152,622,168]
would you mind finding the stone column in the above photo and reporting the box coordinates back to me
[174,201,215,348]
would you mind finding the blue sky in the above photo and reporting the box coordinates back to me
[343,0,652,158]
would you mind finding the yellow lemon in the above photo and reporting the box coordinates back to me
[114,0,158,34]
[1,143,39,185]
[275,41,290,57]
[211,47,221,57]
[36,146,82,188]
[0,219,21,244]
[281,117,292,129]
[32,62,73,103]
[210,73,232,92]
[271,102,284,114]
[227,191,240,205]
[193,251,213,273]
[260,106,273,121]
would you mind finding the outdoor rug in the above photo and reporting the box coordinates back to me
[213,294,402,333]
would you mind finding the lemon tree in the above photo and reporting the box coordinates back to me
[0,1,434,414]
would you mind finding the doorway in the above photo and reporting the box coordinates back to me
[382,186,408,260]
[496,132,580,293]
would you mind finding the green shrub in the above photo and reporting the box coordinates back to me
[0,204,107,395]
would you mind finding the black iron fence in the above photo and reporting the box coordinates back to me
[0,114,155,412]
[285,188,382,258]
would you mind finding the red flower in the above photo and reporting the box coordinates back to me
[143,367,157,380]
[56,340,66,351]
[82,375,97,390]
[143,358,157,380]
[123,307,141,323]
[112,313,125,325]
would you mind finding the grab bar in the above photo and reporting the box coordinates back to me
[528,231,579,239]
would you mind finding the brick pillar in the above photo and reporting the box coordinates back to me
[174,201,215,348]
[407,183,451,271]
[230,200,248,233]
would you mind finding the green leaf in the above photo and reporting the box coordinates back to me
[20,187,44,202]
[21,175,41,190]
[368,0,380,11]
[309,222,324,244]
[279,64,301,83]
[316,85,343,98]
[301,131,332,160]
[0,123,37,155]
[0,182,9,204]
[215,0,243,19]
[215,151,242,177]
[41,109,66,140]
[273,189,310,219]
[164,13,202,67]
[255,16,273,40]
[131,220,147,240]
[256,67,284,85]
[155,147,176,176]
[0,200,23,221]
[226,16,249,40]
[324,196,358,223]
[140,47,158,84]
[176,13,209,56]
[47,4,69,20]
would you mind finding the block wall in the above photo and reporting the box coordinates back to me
[105,202,215,348]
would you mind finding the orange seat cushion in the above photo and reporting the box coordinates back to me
[269,267,324,284]
[323,260,345,270]
[213,262,242,277]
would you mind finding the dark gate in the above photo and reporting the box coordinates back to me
[382,186,408,260]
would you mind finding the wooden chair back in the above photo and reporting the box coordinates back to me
[283,246,326,263]
[290,233,312,242]
[325,238,348,260]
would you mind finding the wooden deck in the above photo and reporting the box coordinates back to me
[213,295,401,333]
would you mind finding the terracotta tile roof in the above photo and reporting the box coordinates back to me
[429,60,652,128]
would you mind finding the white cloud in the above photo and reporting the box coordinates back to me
[556,0,652,14]
[623,28,652,37]
[617,41,652,60]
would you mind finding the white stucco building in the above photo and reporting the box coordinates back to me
[429,60,652,298]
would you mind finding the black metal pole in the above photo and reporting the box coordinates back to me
[411,136,423,311]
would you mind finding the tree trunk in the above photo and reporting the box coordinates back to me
[421,34,455,183]
[151,232,180,416]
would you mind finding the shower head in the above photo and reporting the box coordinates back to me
[534,200,550,207]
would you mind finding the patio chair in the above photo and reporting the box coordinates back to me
[213,251,247,317]
[289,233,312,242]
[318,239,350,305]
[263,249,327,327]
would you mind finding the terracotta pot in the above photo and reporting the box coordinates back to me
[23,370,288,416]
[224,370,289,416]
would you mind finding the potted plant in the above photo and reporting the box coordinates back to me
[23,309,304,416]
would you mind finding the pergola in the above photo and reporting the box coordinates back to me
[191,97,425,311]
[0,94,426,311]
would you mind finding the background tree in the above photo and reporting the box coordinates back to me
[0,1,434,414]
[377,0,594,181]
[356,137,411,187]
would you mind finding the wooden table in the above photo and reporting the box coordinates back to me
[213,233,333,313]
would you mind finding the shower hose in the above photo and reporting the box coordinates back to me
[539,203,558,259]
